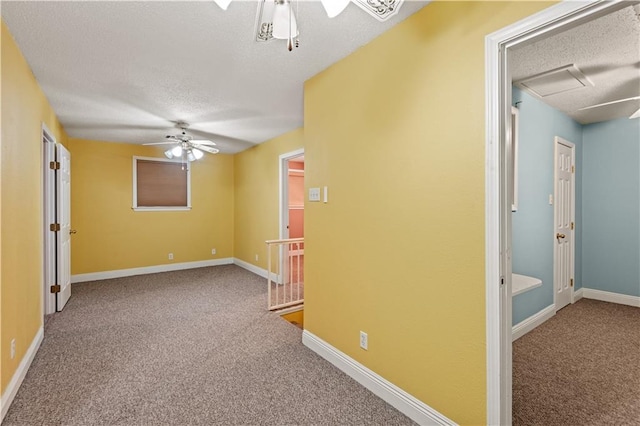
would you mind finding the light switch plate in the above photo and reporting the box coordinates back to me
[309,187,321,202]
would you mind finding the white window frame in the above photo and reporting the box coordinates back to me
[132,156,192,211]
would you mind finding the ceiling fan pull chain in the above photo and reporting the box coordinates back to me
[295,0,300,48]
[287,0,293,51]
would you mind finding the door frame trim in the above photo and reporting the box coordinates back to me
[484,1,627,423]
[553,136,576,309]
[42,123,57,316]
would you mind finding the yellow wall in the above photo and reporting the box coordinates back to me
[67,139,234,274]
[1,1,557,419]
[1,20,68,393]
[233,128,303,269]
[303,2,553,424]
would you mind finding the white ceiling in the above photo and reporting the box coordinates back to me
[510,4,640,125]
[2,0,429,153]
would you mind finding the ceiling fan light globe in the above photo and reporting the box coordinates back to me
[171,146,183,157]
[164,149,174,159]
[321,0,350,18]
[272,0,298,40]
[213,0,233,10]
[192,148,204,160]
[187,151,196,162]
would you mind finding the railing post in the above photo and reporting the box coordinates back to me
[267,241,271,309]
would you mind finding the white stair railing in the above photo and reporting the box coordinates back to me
[265,238,304,311]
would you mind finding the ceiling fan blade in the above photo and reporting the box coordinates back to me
[190,140,217,146]
[630,108,640,120]
[142,142,178,146]
[321,0,350,18]
[187,128,255,153]
[196,145,220,155]
[578,96,640,111]
[213,0,232,10]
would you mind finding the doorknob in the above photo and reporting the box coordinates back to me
[556,233,566,240]
[70,229,77,235]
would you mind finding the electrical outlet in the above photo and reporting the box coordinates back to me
[255,254,259,262]
[359,331,368,350]
[168,253,174,260]
[211,248,216,255]
[10,339,16,359]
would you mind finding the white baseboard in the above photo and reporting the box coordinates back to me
[512,304,555,341]
[233,258,279,282]
[233,257,268,279]
[1,327,44,422]
[582,288,640,308]
[302,331,456,426]
[573,288,583,302]
[71,258,234,283]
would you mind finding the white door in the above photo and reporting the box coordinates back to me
[554,138,574,311]
[56,144,72,310]
[43,129,57,315]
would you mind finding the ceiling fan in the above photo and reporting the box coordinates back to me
[214,0,350,17]
[216,0,404,51]
[578,96,640,119]
[143,122,219,161]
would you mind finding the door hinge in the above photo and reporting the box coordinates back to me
[50,284,61,293]
[570,278,574,287]
[571,165,575,173]
[49,161,60,170]
[571,222,575,230]
[50,223,60,232]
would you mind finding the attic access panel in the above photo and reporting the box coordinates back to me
[515,64,594,98]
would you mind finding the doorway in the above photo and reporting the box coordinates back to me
[279,148,305,241]
[285,157,305,242]
[279,148,305,288]
[485,1,628,423]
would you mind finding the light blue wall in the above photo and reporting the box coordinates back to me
[582,118,640,297]
[511,88,583,325]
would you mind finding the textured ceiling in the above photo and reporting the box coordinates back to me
[2,0,429,153]
[510,4,640,125]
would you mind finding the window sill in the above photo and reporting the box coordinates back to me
[132,207,192,212]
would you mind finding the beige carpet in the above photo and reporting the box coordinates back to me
[513,299,640,425]
[4,265,412,425]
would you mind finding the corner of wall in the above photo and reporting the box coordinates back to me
[232,128,303,269]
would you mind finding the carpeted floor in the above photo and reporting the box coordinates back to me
[4,265,413,425]
[513,299,640,426]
